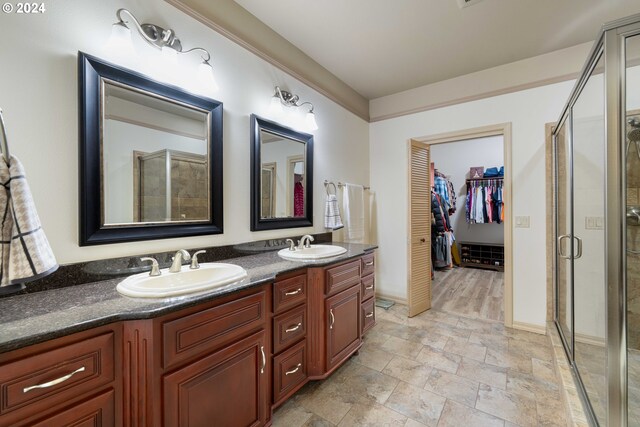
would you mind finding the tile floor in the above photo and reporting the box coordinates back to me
[272,304,566,427]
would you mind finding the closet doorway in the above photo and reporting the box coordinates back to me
[407,123,513,328]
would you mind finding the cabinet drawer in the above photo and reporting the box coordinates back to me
[361,275,375,302]
[30,389,115,427]
[325,260,361,296]
[273,340,307,405]
[362,297,376,335]
[273,274,307,314]
[163,290,267,369]
[0,332,114,418]
[361,253,375,277]
[273,304,307,354]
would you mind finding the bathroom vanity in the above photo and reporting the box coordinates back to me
[0,244,376,426]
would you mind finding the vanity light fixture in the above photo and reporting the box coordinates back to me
[107,8,218,92]
[268,86,318,131]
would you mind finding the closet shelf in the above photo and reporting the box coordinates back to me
[465,177,504,182]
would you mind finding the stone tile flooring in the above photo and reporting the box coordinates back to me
[272,304,566,427]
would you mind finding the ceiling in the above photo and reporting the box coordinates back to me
[233,0,640,99]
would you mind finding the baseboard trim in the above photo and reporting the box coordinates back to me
[574,332,606,347]
[511,321,547,335]
[375,292,407,305]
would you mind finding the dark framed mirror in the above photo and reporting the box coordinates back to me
[250,115,313,231]
[78,52,223,245]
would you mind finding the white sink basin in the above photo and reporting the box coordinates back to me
[116,263,248,298]
[278,244,347,261]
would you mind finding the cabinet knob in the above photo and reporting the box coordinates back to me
[420,238,426,243]
[365,312,374,318]
[285,288,302,296]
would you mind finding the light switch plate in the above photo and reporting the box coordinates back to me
[515,216,530,228]
[586,216,604,230]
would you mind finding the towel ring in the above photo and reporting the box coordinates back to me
[324,180,337,197]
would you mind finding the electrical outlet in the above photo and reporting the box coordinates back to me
[515,216,530,228]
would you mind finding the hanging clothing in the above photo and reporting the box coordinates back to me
[431,192,451,233]
[434,176,450,211]
[294,182,304,217]
[466,178,504,224]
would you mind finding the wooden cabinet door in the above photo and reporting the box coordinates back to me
[326,285,361,370]
[163,330,268,427]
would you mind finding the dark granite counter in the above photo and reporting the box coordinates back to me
[0,243,377,353]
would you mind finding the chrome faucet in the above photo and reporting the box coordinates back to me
[298,234,314,250]
[169,249,191,273]
[285,239,297,251]
[140,257,161,277]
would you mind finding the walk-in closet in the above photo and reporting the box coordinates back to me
[429,136,506,322]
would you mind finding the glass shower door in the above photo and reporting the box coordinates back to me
[572,53,607,425]
[555,118,573,356]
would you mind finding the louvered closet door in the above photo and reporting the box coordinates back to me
[408,141,431,317]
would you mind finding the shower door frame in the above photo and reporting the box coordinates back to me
[552,13,640,427]
[553,43,604,426]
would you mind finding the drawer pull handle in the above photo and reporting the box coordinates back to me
[364,261,374,266]
[365,285,374,290]
[329,309,335,329]
[285,323,302,333]
[260,346,266,374]
[285,363,302,376]
[23,366,86,393]
[285,288,302,296]
[365,312,374,318]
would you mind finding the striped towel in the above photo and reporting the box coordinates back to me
[324,194,344,230]
[0,156,58,286]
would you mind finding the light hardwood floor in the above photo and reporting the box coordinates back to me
[432,267,504,322]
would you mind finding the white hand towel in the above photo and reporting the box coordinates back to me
[0,156,58,286]
[343,183,365,243]
[324,194,344,230]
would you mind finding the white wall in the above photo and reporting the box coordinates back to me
[0,0,369,264]
[371,81,575,327]
[430,136,504,245]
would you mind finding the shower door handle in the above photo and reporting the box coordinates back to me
[574,236,583,259]
[557,235,571,259]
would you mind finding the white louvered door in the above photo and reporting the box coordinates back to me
[408,140,431,317]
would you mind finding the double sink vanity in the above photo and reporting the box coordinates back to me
[0,241,377,426]
[0,45,376,426]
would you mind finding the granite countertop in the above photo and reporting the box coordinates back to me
[0,243,377,353]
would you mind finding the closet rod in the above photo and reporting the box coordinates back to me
[466,177,503,182]
[324,180,370,190]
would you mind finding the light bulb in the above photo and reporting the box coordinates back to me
[105,22,135,62]
[305,111,318,131]
[197,61,219,93]
[269,95,283,115]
